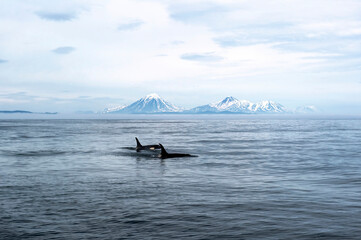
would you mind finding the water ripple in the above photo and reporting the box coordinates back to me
[0,118,360,239]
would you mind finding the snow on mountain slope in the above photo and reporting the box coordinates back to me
[188,96,248,113]
[213,97,253,112]
[188,97,285,113]
[251,100,286,113]
[213,96,238,110]
[108,93,182,113]
[104,94,289,114]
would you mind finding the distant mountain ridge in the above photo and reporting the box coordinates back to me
[103,105,127,113]
[295,105,318,114]
[187,96,286,114]
[104,94,289,114]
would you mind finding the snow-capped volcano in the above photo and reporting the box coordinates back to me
[213,97,253,112]
[251,100,286,113]
[189,96,251,113]
[214,96,238,109]
[188,97,286,113]
[108,93,182,113]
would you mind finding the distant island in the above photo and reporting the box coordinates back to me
[103,93,317,114]
[0,110,57,114]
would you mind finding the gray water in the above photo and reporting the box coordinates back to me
[0,118,361,239]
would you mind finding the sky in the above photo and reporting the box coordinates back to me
[0,0,361,113]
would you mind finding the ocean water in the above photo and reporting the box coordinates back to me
[0,118,360,239]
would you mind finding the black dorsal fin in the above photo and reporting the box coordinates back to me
[135,137,142,148]
[159,143,168,156]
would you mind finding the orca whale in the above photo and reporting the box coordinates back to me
[135,137,161,152]
[158,143,197,159]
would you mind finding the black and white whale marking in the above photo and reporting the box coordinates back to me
[135,137,161,152]
[158,143,197,159]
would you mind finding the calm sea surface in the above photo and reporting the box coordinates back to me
[1,118,361,239]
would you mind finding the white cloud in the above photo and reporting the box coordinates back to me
[0,0,360,113]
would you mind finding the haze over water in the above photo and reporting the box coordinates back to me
[1,117,361,239]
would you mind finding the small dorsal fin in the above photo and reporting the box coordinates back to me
[159,143,168,156]
[135,137,142,148]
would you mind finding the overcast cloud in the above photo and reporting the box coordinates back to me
[0,0,360,113]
